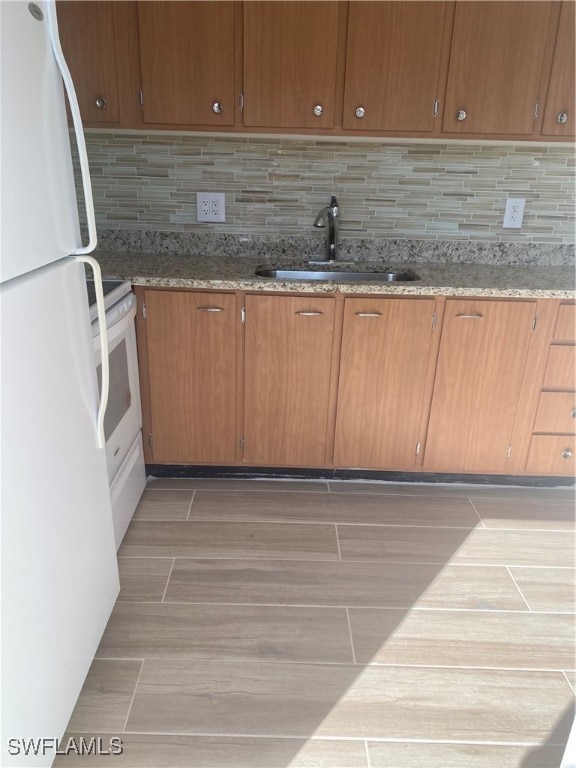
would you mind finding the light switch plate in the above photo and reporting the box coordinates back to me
[197,192,225,223]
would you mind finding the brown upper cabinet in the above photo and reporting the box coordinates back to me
[243,1,341,129]
[56,1,136,127]
[541,1,575,137]
[342,2,452,133]
[442,1,555,135]
[59,0,574,139]
[136,1,237,127]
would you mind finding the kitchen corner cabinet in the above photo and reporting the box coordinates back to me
[541,1,575,138]
[140,290,237,464]
[136,1,238,127]
[243,2,341,130]
[423,300,537,473]
[57,1,137,127]
[442,1,555,136]
[342,2,451,133]
[334,298,438,469]
[243,295,337,466]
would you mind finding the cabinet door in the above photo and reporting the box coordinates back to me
[443,2,553,135]
[144,291,237,463]
[424,300,536,473]
[243,295,335,466]
[541,1,575,137]
[57,1,125,125]
[243,1,340,129]
[137,1,236,126]
[334,298,436,469]
[342,2,449,132]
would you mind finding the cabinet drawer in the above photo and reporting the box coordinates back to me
[553,304,576,343]
[533,392,576,434]
[526,435,576,476]
[543,345,576,389]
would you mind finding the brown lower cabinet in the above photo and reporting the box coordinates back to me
[333,297,438,469]
[136,288,572,477]
[243,294,337,467]
[423,299,537,473]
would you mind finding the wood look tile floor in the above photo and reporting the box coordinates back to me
[56,480,575,768]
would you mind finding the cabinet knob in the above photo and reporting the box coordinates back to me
[355,106,366,119]
[95,96,107,109]
[313,104,324,117]
[557,112,569,125]
[456,109,467,121]
[212,101,224,114]
[562,448,573,459]
[571,409,576,419]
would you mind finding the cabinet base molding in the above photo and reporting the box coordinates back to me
[145,464,574,488]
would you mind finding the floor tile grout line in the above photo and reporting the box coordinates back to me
[121,659,144,734]
[506,566,534,612]
[185,490,196,521]
[335,524,343,562]
[93,658,575,673]
[117,554,575,568]
[115,555,576,570]
[112,730,564,747]
[345,607,357,664]
[130,517,576,532]
[160,559,176,603]
[364,739,372,768]
[467,497,487,528]
[113,599,573,616]
[562,671,576,695]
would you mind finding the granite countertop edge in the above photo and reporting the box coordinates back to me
[94,250,576,300]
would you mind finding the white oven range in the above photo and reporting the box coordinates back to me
[86,278,146,548]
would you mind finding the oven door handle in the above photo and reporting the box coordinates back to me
[78,256,109,448]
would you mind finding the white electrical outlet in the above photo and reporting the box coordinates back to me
[196,192,225,223]
[503,198,526,229]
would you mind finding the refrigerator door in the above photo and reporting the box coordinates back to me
[0,259,120,768]
[0,0,81,283]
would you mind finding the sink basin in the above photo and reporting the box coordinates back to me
[255,267,420,282]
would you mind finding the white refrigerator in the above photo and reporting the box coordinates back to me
[1,2,120,766]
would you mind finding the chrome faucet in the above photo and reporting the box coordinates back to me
[313,195,339,262]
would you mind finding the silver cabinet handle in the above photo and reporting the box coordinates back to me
[571,409,576,419]
[562,448,573,459]
[557,112,569,125]
[295,311,323,316]
[456,109,467,121]
[197,306,224,312]
[95,96,107,109]
[355,106,366,118]
[212,101,223,114]
[355,312,383,318]
[313,104,324,117]
[455,313,484,319]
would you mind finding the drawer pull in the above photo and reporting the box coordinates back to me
[355,312,383,318]
[197,306,225,312]
[455,313,484,319]
[572,410,576,419]
[562,448,573,459]
[295,311,323,317]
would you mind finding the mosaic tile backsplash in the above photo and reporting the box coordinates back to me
[79,132,575,246]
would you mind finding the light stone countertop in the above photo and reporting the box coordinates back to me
[94,250,576,299]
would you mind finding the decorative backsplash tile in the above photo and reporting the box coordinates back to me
[77,132,575,246]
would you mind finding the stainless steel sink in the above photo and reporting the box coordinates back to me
[254,267,420,282]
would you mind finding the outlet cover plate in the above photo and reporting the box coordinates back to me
[197,192,225,223]
[503,198,526,229]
